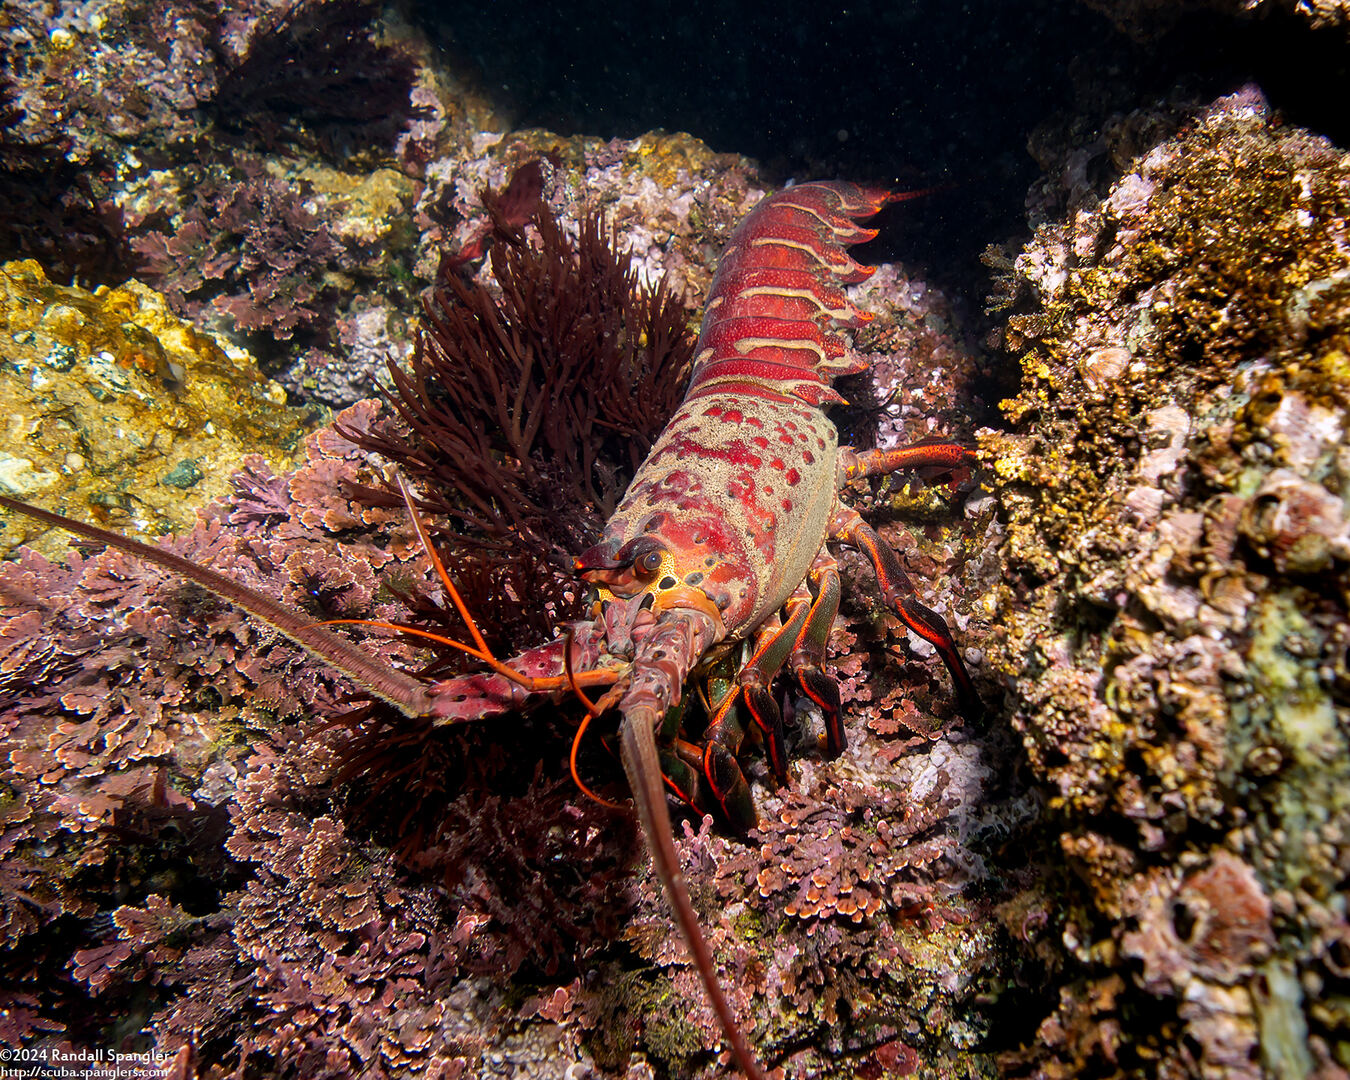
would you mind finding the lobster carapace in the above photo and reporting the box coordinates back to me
[0,180,980,1080]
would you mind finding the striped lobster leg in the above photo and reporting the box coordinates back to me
[700,601,810,826]
[830,503,982,721]
[787,552,846,758]
[838,442,980,483]
[685,552,845,833]
[833,440,981,719]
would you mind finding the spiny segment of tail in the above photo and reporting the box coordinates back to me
[687,182,897,408]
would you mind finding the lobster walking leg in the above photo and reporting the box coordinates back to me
[831,507,981,719]
[787,555,845,757]
[659,736,710,814]
[705,603,807,786]
[694,557,846,831]
[695,609,801,828]
[838,441,979,481]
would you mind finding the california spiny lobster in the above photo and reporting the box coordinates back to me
[0,180,980,1079]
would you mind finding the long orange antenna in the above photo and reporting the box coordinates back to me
[562,630,625,810]
[394,470,495,659]
[311,618,624,691]
[317,619,490,661]
[391,471,585,693]
[567,711,624,810]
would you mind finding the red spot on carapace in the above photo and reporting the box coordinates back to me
[771,457,785,470]
[782,499,793,512]
[703,405,723,418]
[802,449,815,464]
[752,435,770,449]
[786,468,801,485]
[722,408,744,423]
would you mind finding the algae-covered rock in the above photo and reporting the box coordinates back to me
[984,87,1350,1076]
[413,128,769,305]
[295,163,420,271]
[0,260,313,558]
[1076,0,1350,36]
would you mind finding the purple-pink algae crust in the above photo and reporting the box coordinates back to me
[0,243,1019,1077]
[0,401,643,1075]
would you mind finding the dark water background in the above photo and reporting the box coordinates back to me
[416,0,1350,291]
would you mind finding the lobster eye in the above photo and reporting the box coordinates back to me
[637,549,664,577]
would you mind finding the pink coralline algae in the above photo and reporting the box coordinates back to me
[129,157,343,342]
[0,78,129,283]
[0,401,644,1075]
[1,407,398,1053]
[0,191,1020,1075]
[608,720,1004,1074]
[116,153,423,403]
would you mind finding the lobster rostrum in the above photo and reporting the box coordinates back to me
[0,181,980,1080]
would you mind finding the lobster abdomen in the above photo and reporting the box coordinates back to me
[594,183,891,637]
[686,181,891,408]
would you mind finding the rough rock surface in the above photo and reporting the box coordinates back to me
[0,259,309,559]
[1077,0,1350,35]
[983,86,1350,1077]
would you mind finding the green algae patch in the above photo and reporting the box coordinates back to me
[584,966,706,1075]
[0,260,313,559]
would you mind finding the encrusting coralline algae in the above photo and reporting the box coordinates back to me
[3,0,1350,1075]
[984,85,1350,1078]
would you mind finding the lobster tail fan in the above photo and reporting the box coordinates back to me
[0,495,433,716]
[618,717,767,1080]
